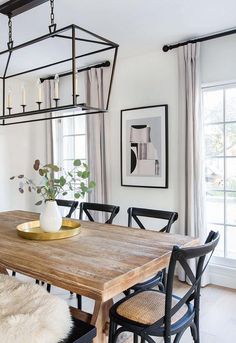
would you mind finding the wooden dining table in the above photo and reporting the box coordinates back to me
[0,210,198,343]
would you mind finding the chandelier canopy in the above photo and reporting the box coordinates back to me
[0,0,119,125]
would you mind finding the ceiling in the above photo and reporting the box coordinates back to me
[0,0,236,58]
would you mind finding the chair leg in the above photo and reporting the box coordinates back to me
[108,320,118,343]
[76,294,82,310]
[133,333,138,343]
[47,283,51,293]
[162,268,167,289]
[190,322,198,342]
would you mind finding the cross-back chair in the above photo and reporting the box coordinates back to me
[126,207,178,293]
[79,202,120,224]
[109,231,219,343]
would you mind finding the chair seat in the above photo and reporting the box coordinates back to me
[0,275,72,343]
[116,290,188,326]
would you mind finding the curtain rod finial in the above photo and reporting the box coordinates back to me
[162,45,169,52]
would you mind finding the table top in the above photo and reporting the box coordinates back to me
[0,210,198,301]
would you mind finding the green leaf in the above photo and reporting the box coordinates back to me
[73,159,81,167]
[10,176,15,180]
[35,200,43,206]
[77,171,83,177]
[68,172,73,177]
[62,191,68,196]
[19,188,24,194]
[18,175,24,179]
[82,171,90,179]
[39,169,44,176]
[74,192,81,199]
[28,186,32,192]
[83,163,88,168]
[89,181,96,188]
[44,164,60,172]
[59,176,66,187]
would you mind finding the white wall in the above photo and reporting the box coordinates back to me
[106,50,179,226]
[0,78,48,212]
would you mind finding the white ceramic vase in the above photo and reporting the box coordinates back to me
[40,200,62,233]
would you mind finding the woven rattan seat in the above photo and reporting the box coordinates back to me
[117,290,188,325]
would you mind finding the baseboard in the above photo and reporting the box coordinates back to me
[209,264,236,289]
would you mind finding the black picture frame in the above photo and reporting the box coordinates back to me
[120,104,168,188]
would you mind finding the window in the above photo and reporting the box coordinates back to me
[56,113,87,216]
[203,84,236,266]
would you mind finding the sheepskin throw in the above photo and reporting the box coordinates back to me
[0,275,73,343]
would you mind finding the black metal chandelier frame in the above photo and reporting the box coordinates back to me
[0,0,119,125]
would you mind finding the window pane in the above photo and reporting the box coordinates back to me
[205,124,224,157]
[63,117,74,135]
[205,158,224,190]
[206,191,224,224]
[225,123,236,156]
[226,192,236,225]
[63,159,74,172]
[74,116,86,134]
[225,88,236,121]
[226,158,236,190]
[75,136,86,159]
[207,224,224,257]
[63,136,74,159]
[203,89,223,123]
[226,226,236,259]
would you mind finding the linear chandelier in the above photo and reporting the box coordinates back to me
[0,0,119,125]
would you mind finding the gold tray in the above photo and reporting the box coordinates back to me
[17,219,81,241]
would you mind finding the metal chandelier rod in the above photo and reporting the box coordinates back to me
[163,27,236,52]
[40,60,111,82]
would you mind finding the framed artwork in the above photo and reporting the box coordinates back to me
[121,105,168,188]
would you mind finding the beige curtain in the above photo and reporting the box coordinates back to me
[178,43,209,285]
[44,80,54,164]
[86,68,108,220]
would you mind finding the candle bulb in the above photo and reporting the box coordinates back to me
[54,74,59,99]
[37,79,42,103]
[21,86,26,106]
[7,90,12,108]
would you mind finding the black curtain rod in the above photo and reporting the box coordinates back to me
[163,27,236,52]
[40,60,110,82]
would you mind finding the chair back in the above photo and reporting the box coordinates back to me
[79,202,120,224]
[127,207,178,233]
[151,231,219,336]
[56,199,79,218]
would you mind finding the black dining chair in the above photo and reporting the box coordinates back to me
[109,231,219,343]
[56,199,79,218]
[126,207,178,293]
[75,201,120,309]
[39,199,79,293]
[79,202,120,224]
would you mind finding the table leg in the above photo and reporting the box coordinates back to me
[91,299,113,343]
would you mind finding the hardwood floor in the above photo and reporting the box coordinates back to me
[15,273,236,342]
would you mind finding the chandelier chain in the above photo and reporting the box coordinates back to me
[50,0,55,26]
[8,15,13,44]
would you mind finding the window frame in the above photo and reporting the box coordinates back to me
[202,81,236,268]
